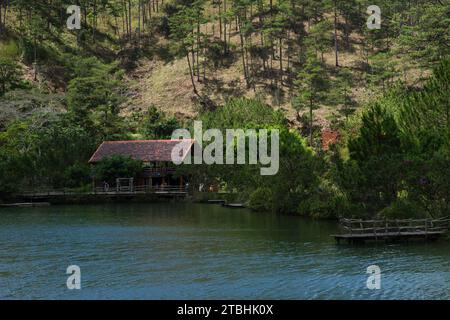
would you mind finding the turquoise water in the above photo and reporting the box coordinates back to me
[0,203,449,299]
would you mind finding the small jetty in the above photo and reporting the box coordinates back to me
[332,217,450,244]
[10,186,189,204]
[0,202,51,208]
[222,203,245,208]
[206,199,245,208]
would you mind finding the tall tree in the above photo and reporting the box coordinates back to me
[295,51,329,145]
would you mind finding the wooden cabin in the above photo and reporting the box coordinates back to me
[88,140,195,191]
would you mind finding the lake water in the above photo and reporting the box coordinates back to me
[0,203,449,299]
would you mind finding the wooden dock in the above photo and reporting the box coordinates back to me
[6,186,189,205]
[222,203,245,208]
[14,186,188,199]
[206,199,245,208]
[332,217,450,244]
[0,202,51,208]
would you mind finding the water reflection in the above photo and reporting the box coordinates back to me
[0,203,449,299]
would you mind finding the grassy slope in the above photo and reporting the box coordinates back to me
[0,7,428,130]
[122,29,371,127]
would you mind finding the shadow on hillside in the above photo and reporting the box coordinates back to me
[202,77,246,100]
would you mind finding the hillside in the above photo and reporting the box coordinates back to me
[123,35,376,125]
[1,0,446,130]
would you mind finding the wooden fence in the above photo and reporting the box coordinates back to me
[17,185,188,197]
[333,216,450,243]
[340,217,450,235]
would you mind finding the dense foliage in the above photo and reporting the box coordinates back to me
[335,60,449,218]
[93,155,144,185]
[0,0,448,218]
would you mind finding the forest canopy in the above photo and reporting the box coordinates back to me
[0,0,448,218]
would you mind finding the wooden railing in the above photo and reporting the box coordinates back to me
[132,185,187,193]
[94,185,188,194]
[340,217,450,235]
[19,189,81,196]
[18,185,188,197]
[142,167,176,176]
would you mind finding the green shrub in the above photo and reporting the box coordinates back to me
[378,198,427,219]
[139,105,180,139]
[67,184,92,193]
[248,187,273,212]
[299,195,351,219]
[63,163,92,188]
[0,41,21,59]
[0,57,23,95]
[297,180,351,219]
[93,156,143,185]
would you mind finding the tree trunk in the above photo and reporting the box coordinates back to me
[0,3,3,35]
[203,24,207,80]
[123,0,129,39]
[333,0,339,67]
[138,0,142,46]
[279,37,283,85]
[1,0,6,32]
[238,17,249,88]
[223,0,227,54]
[93,0,97,43]
[148,0,152,18]
[186,53,198,95]
[128,0,132,42]
[344,14,350,50]
[34,37,37,81]
[197,13,201,81]
[218,3,222,40]
[309,98,313,146]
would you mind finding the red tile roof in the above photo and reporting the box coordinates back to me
[88,140,195,163]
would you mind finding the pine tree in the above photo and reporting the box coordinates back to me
[294,51,329,146]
